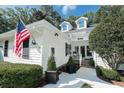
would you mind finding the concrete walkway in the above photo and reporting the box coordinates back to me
[43,67,122,88]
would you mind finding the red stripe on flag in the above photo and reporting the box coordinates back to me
[14,27,30,57]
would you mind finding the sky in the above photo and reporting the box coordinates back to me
[0,5,100,19]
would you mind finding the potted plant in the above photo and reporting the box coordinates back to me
[66,56,77,74]
[45,56,59,84]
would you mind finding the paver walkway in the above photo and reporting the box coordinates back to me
[43,67,122,88]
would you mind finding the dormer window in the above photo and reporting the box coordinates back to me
[59,21,72,32]
[75,17,88,29]
[62,24,67,31]
[78,20,84,28]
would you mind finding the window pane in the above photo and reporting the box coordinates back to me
[22,38,29,59]
[75,46,79,54]
[78,20,84,28]
[51,47,55,56]
[62,24,67,30]
[65,43,68,56]
[4,40,9,57]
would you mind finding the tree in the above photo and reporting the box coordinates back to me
[83,11,95,26]
[0,5,63,34]
[94,5,124,23]
[89,16,124,69]
[67,16,79,29]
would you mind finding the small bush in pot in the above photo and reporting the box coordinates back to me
[45,56,59,84]
[89,58,95,67]
[66,56,76,74]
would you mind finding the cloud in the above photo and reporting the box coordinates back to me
[62,5,77,15]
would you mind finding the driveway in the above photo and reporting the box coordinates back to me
[42,67,122,88]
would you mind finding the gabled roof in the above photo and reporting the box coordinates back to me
[75,17,88,23]
[0,19,70,41]
[59,21,72,27]
[63,25,96,33]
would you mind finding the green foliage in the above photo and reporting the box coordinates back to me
[0,5,63,34]
[0,62,43,88]
[66,16,79,29]
[89,16,124,69]
[83,11,95,26]
[80,83,92,88]
[96,66,120,81]
[94,6,124,24]
[120,76,124,82]
[67,56,75,65]
[89,58,95,67]
[47,56,57,71]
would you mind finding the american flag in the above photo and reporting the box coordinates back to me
[14,19,30,57]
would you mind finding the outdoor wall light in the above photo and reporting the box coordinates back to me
[32,40,36,45]
[54,33,59,37]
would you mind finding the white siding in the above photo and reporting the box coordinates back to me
[41,27,70,71]
[1,36,42,66]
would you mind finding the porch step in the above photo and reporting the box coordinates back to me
[81,60,91,67]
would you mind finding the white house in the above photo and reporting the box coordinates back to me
[0,17,109,71]
[60,17,109,68]
[0,19,71,71]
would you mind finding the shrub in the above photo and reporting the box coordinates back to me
[80,83,92,88]
[0,62,43,88]
[89,58,95,67]
[96,66,120,81]
[67,56,75,65]
[47,56,56,71]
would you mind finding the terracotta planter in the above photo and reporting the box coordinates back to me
[111,80,124,87]
[45,71,59,84]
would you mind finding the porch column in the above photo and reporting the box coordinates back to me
[85,45,87,58]
[79,46,82,67]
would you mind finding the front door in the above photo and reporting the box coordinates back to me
[80,46,85,58]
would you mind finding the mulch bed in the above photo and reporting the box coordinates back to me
[111,80,124,87]
[97,73,124,87]
[34,77,48,88]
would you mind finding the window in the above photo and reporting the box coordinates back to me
[62,24,67,31]
[75,46,79,54]
[78,20,84,28]
[22,38,30,59]
[51,47,55,56]
[87,46,92,56]
[65,43,71,56]
[4,40,9,57]
[68,44,71,55]
[65,43,68,56]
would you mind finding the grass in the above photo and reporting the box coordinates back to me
[80,83,92,88]
[120,76,124,82]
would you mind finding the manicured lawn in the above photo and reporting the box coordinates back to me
[80,83,92,88]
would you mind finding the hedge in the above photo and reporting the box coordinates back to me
[0,62,43,88]
[80,83,92,88]
[96,66,120,81]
